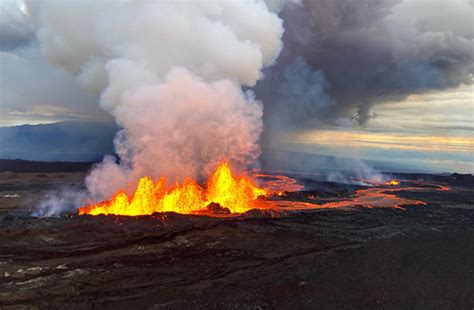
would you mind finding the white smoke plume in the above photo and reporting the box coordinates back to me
[33,188,88,218]
[326,158,386,186]
[30,0,285,200]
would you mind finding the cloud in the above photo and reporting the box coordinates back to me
[0,44,110,126]
[274,86,474,173]
[0,1,110,126]
[1,0,472,176]
[257,0,474,131]
[0,0,35,50]
[287,130,474,153]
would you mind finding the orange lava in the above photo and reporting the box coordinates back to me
[254,173,304,194]
[414,181,450,191]
[80,167,447,217]
[79,162,267,216]
[274,186,427,211]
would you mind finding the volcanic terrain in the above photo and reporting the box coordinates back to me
[0,161,473,309]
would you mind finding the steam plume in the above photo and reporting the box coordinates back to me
[31,1,284,199]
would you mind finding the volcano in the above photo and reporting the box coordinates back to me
[2,0,472,308]
[1,163,474,309]
[78,161,432,218]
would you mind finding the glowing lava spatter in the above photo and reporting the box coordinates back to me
[79,162,267,216]
[385,179,400,186]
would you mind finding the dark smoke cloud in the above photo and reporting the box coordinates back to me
[259,57,335,129]
[0,0,35,51]
[257,0,474,131]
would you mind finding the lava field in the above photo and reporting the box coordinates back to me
[0,170,473,309]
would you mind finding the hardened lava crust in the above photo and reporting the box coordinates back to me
[0,168,473,309]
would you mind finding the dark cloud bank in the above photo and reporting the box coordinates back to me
[257,0,473,133]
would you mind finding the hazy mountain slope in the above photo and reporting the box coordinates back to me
[0,121,117,162]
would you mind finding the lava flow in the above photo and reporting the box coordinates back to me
[79,164,443,217]
[79,162,267,216]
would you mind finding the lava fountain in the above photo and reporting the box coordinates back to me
[79,162,267,216]
[78,164,439,217]
[385,179,400,186]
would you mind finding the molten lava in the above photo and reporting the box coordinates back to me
[79,165,443,217]
[79,162,267,216]
[385,179,400,186]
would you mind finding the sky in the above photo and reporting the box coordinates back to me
[0,0,111,126]
[275,85,474,173]
[0,0,473,173]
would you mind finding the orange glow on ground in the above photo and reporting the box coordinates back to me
[253,173,305,193]
[273,186,427,211]
[79,166,447,217]
[79,162,267,216]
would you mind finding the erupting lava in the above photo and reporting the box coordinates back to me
[79,165,444,218]
[79,162,267,216]
[385,179,400,186]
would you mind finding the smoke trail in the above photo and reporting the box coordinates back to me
[31,1,285,200]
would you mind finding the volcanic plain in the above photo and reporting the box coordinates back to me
[0,163,473,309]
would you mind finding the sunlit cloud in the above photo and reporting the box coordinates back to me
[279,85,474,173]
[285,130,474,153]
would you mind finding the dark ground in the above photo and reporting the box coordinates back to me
[0,169,473,309]
[0,159,93,173]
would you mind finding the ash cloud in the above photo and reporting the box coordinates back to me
[258,0,474,130]
[255,57,335,132]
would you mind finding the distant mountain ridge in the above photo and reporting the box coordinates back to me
[0,121,460,174]
[258,148,434,174]
[0,121,117,162]
[0,159,93,173]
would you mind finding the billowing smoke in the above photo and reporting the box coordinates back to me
[87,69,264,199]
[33,188,87,218]
[257,0,474,131]
[30,1,285,200]
[254,0,473,182]
[326,159,385,186]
